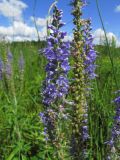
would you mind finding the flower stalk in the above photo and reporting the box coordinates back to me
[70,0,96,159]
[41,4,70,159]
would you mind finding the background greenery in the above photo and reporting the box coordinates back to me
[0,40,120,159]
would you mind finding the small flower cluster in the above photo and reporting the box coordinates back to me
[112,96,120,145]
[40,105,69,143]
[0,50,13,80]
[82,106,89,141]
[0,50,24,81]
[107,96,120,159]
[39,109,57,141]
[42,6,70,105]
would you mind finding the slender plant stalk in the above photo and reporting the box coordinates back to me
[33,0,41,42]
[95,0,118,90]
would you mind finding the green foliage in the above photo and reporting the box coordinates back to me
[0,41,49,160]
[88,45,120,159]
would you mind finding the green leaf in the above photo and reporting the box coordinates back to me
[6,145,22,160]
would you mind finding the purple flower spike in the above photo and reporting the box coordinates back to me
[40,5,70,145]
[84,19,97,80]
[42,5,70,106]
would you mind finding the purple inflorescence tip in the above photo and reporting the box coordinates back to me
[84,20,97,80]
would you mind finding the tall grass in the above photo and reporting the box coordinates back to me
[0,41,48,159]
[86,1,120,159]
[88,45,120,159]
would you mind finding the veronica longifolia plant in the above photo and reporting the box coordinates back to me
[40,5,70,152]
[70,0,96,159]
